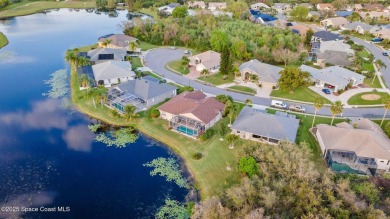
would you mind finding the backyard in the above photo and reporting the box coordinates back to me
[271,87,332,104]
[198,73,234,86]
[347,91,390,105]
[166,60,189,75]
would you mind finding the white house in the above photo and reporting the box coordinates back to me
[250,3,269,10]
[92,61,136,87]
[208,2,227,11]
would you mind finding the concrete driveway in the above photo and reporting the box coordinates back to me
[144,48,389,118]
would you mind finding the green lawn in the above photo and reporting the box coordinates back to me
[77,43,98,52]
[130,57,142,69]
[0,1,96,18]
[138,41,159,51]
[227,85,256,95]
[0,32,8,49]
[271,87,332,104]
[166,60,189,75]
[364,77,382,88]
[347,92,390,105]
[198,73,234,86]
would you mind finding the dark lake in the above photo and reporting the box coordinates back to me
[0,9,188,219]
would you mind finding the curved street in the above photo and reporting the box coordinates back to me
[144,48,389,119]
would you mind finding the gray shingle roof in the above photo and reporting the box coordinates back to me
[343,22,379,32]
[117,77,176,100]
[239,59,283,84]
[317,51,352,67]
[92,61,135,81]
[300,65,365,88]
[87,48,127,62]
[313,31,344,41]
[232,106,299,143]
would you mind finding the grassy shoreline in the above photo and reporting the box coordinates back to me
[0,32,8,49]
[0,1,96,19]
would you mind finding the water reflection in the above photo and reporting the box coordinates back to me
[62,124,95,152]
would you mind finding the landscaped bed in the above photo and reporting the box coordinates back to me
[166,60,189,75]
[198,73,234,85]
[227,85,256,95]
[271,87,332,104]
[347,91,390,105]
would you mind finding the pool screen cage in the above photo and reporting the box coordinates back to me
[107,88,145,113]
[169,115,205,137]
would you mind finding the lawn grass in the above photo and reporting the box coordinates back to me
[130,57,142,69]
[138,41,159,51]
[198,73,234,86]
[0,1,96,18]
[271,87,332,104]
[166,60,189,75]
[364,77,382,88]
[77,43,98,52]
[0,32,8,49]
[347,91,390,105]
[227,85,256,95]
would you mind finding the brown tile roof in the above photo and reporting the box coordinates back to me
[158,91,225,124]
[290,24,311,35]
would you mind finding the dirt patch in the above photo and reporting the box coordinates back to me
[361,94,381,100]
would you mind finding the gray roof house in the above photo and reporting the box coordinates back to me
[158,3,181,15]
[107,77,177,112]
[300,65,365,90]
[317,50,352,67]
[87,48,127,64]
[92,61,136,87]
[315,119,390,175]
[341,22,380,34]
[231,106,299,144]
[312,31,344,42]
[239,59,283,86]
[98,34,137,49]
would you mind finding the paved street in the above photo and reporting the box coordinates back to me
[144,48,389,119]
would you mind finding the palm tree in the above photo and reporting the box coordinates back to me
[231,66,240,80]
[181,56,190,67]
[225,134,239,148]
[65,49,78,70]
[376,59,387,71]
[225,100,239,126]
[94,86,108,108]
[201,69,209,76]
[245,98,252,106]
[123,104,138,121]
[77,56,91,67]
[79,74,90,88]
[330,101,344,126]
[312,97,325,128]
[380,98,390,126]
[128,41,137,52]
[110,109,121,118]
[102,39,112,47]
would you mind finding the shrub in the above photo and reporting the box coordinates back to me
[192,152,203,160]
[199,128,214,141]
[215,94,233,104]
[337,89,344,94]
[217,122,228,136]
[177,86,194,94]
[150,108,160,118]
[238,156,258,177]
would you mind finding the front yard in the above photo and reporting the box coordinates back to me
[363,77,382,88]
[271,87,332,104]
[166,60,189,75]
[130,57,143,69]
[227,85,256,95]
[198,73,234,86]
[347,91,390,105]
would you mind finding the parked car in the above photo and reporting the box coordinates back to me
[289,105,306,113]
[170,46,176,50]
[383,51,389,56]
[184,50,190,54]
[372,38,383,43]
[271,100,287,109]
[322,88,331,94]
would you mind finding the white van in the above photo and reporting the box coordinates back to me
[271,100,287,109]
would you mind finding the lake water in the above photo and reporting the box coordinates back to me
[0,9,188,219]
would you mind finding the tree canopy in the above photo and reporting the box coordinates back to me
[172,6,189,18]
[290,6,309,21]
[278,67,311,92]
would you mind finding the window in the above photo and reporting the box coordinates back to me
[236,131,240,133]
[387,160,390,165]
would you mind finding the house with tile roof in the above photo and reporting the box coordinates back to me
[289,24,311,37]
[314,119,390,175]
[158,91,225,138]
[92,61,135,87]
[188,50,221,73]
[107,77,177,112]
[239,59,283,87]
[359,11,390,20]
[320,17,349,28]
[98,34,137,49]
[316,3,333,11]
[376,29,390,40]
[300,65,365,91]
[187,1,206,9]
[231,107,299,144]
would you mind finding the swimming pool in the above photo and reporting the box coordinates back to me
[177,126,197,136]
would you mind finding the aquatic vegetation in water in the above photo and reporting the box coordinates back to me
[155,198,189,219]
[143,157,189,188]
[95,127,138,148]
[43,69,69,98]
[88,124,102,133]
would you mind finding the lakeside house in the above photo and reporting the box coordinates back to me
[87,48,127,64]
[92,61,135,87]
[98,34,137,49]
[208,2,227,11]
[77,65,95,89]
[300,65,365,91]
[158,91,225,138]
[320,17,349,28]
[107,77,177,112]
[314,119,390,175]
[158,3,181,15]
[250,2,270,10]
[341,22,380,34]
[231,107,299,144]
[187,1,206,9]
[188,50,221,73]
[238,59,283,87]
